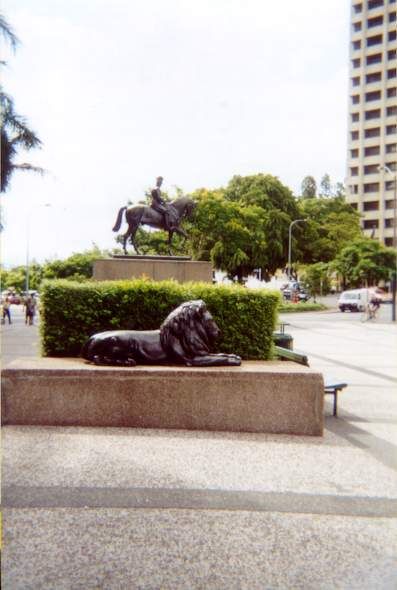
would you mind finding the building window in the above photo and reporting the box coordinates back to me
[353,39,361,50]
[352,94,360,104]
[389,30,397,41]
[364,182,380,192]
[366,90,381,101]
[365,127,380,137]
[352,184,359,194]
[351,167,359,176]
[367,34,383,46]
[365,108,381,119]
[368,0,384,7]
[385,237,394,246]
[364,164,380,174]
[388,69,397,79]
[386,180,396,190]
[386,124,397,135]
[389,11,397,21]
[353,21,362,31]
[363,201,379,210]
[350,202,358,210]
[351,148,359,158]
[387,105,397,116]
[352,76,361,86]
[367,53,382,65]
[388,49,397,60]
[366,72,382,83]
[352,130,360,140]
[363,219,379,229]
[352,57,361,68]
[365,145,380,155]
[385,199,396,209]
[386,143,397,153]
[385,162,397,171]
[367,15,383,26]
[354,3,363,12]
[387,87,397,97]
[385,218,395,227]
[352,112,360,122]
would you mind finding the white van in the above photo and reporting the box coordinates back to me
[338,289,370,312]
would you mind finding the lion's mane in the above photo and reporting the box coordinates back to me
[160,300,218,361]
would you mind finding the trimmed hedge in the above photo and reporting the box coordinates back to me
[40,279,280,360]
[279,302,327,313]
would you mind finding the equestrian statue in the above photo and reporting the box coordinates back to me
[112,176,196,255]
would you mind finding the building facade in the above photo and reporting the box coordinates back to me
[346,0,397,247]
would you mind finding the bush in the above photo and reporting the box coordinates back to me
[40,279,280,359]
[279,302,327,313]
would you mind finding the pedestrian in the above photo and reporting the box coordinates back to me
[2,297,12,324]
[25,295,36,326]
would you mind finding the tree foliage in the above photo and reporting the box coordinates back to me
[301,175,317,198]
[300,262,331,300]
[189,175,299,281]
[0,14,43,193]
[332,238,396,289]
[297,196,361,264]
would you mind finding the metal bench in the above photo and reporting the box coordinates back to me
[274,345,347,416]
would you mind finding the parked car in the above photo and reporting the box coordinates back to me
[282,281,310,302]
[338,289,369,312]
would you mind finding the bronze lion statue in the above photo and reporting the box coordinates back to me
[81,300,241,367]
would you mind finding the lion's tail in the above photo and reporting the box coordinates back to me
[112,207,127,232]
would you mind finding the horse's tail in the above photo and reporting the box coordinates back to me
[112,207,127,232]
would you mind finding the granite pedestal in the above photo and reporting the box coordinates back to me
[93,257,213,283]
[2,359,324,436]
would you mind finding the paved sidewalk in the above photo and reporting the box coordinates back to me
[2,308,397,589]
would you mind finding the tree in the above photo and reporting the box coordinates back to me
[301,176,317,198]
[297,196,361,264]
[332,238,396,289]
[319,173,332,198]
[0,14,43,193]
[300,262,331,301]
[42,246,108,282]
[189,175,300,281]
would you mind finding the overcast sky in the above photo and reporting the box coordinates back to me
[1,0,350,267]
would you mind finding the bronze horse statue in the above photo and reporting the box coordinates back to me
[112,196,196,255]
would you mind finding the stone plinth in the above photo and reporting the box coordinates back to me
[93,257,213,283]
[2,359,324,436]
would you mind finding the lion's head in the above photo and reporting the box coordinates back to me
[160,300,219,361]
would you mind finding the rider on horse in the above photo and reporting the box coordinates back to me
[150,176,173,231]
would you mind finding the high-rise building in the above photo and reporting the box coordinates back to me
[346,0,397,247]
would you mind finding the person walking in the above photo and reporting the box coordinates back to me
[1,297,12,324]
[25,295,36,326]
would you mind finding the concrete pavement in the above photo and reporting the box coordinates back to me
[1,305,397,589]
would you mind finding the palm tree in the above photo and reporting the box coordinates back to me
[0,13,44,193]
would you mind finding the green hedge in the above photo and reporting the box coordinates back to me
[279,302,327,313]
[40,279,280,359]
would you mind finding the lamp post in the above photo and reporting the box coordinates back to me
[288,219,306,280]
[25,203,51,294]
[378,165,396,322]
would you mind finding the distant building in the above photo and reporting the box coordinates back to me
[346,0,397,247]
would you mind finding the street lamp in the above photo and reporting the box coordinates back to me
[378,165,396,322]
[25,203,51,293]
[288,219,306,280]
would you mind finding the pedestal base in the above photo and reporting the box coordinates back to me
[2,359,324,436]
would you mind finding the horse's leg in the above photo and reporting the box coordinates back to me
[129,222,141,255]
